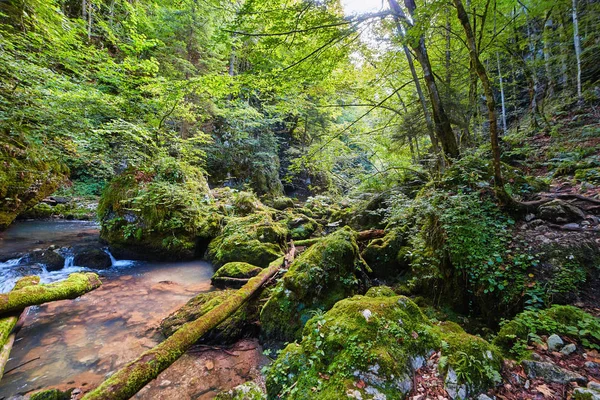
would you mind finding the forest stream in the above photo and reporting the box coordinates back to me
[0,221,267,399]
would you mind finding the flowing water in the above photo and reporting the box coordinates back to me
[0,221,266,399]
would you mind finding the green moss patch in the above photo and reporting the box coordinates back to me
[266,294,501,399]
[260,227,369,342]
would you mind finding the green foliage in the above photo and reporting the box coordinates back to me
[494,305,600,359]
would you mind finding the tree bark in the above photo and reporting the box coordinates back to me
[572,0,582,100]
[0,273,101,316]
[82,249,295,400]
[453,0,512,205]
[389,0,459,159]
[0,276,40,380]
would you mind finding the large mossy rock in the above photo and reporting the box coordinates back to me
[98,157,220,260]
[207,212,287,268]
[361,230,408,280]
[266,293,502,400]
[160,289,260,344]
[0,133,68,230]
[285,212,320,240]
[493,305,600,357]
[260,227,370,342]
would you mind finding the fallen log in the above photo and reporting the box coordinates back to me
[0,273,102,316]
[82,244,296,400]
[1,276,40,380]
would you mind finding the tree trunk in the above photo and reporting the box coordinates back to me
[453,0,512,205]
[496,53,507,132]
[389,0,459,159]
[572,0,582,100]
[543,11,554,97]
[82,250,295,400]
[0,276,40,381]
[0,273,101,316]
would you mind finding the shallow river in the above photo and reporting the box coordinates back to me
[0,221,266,399]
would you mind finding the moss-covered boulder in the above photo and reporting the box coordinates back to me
[286,213,320,240]
[260,227,370,342]
[98,157,220,260]
[493,305,600,358]
[207,212,287,268]
[29,389,72,400]
[266,294,502,399]
[361,230,408,280]
[271,196,294,211]
[160,289,260,343]
[212,262,262,288]
[0,133,68,230]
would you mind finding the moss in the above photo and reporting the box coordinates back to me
[265,294,501,399]
[207,212,287,268]
[285,212,320,240]
[365,286,396,298]
[30,389,72,400]
[98,157,217,260]
[493,305,600,357]
[213,262,263,279]
[160,290,261,343]
[232,191,261,216]
[215,382,266,400]
[361,230,407,280]
[0,133,68,230]
[0,273,101,315]
[260,227,369,342]
[272,196,294,210]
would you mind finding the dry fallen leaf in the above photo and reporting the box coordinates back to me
[536,384,554,397]
[205,359,214,370]
[356,380,366,389]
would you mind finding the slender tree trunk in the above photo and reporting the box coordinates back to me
[389,0,459,159]
[572,0,582,100]
[402,44,437,150]
[559,13,570,89]
[453,0,512,205]
[543,11,554,97]
[496,53,507,133]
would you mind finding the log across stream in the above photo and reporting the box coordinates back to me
[0,222,268,399]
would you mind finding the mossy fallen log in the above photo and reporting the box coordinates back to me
[294,230,386,249]
[0,273,102,316]
[82,245,295,400]
[0,276,40,380]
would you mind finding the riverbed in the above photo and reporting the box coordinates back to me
[0,221,267,399]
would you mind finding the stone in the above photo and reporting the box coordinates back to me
[73,247,112,270]
[525,213,536,222]
[445,368,468,400]
[585,361,600,369]
[562,223,581,230]
[547,334,564,351]
[27,249,65,271]
[477,395,494,400]
[522,360,587,384]
[538,199,585,223]
[589,382,600,391]
[560,343,577,355]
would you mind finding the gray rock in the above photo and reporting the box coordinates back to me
[26,249,65,271]
[73,247,112,270]
[560,343,577,355]
[562,223,581,230]
[547,334,564,351]
[538,199,585,223]
[522,360,587,384]
[477,395,494,400]
[445,368,467,400]
[590,382,600,391]
[525,213,536,222]
[585,361,600,369]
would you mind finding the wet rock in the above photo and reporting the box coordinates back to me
[538,199,585,223]
[560,343,577,355]
[522,360,587,384]
[27,249,65,271]
[73,248,112,269]
[547,334,564,351]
